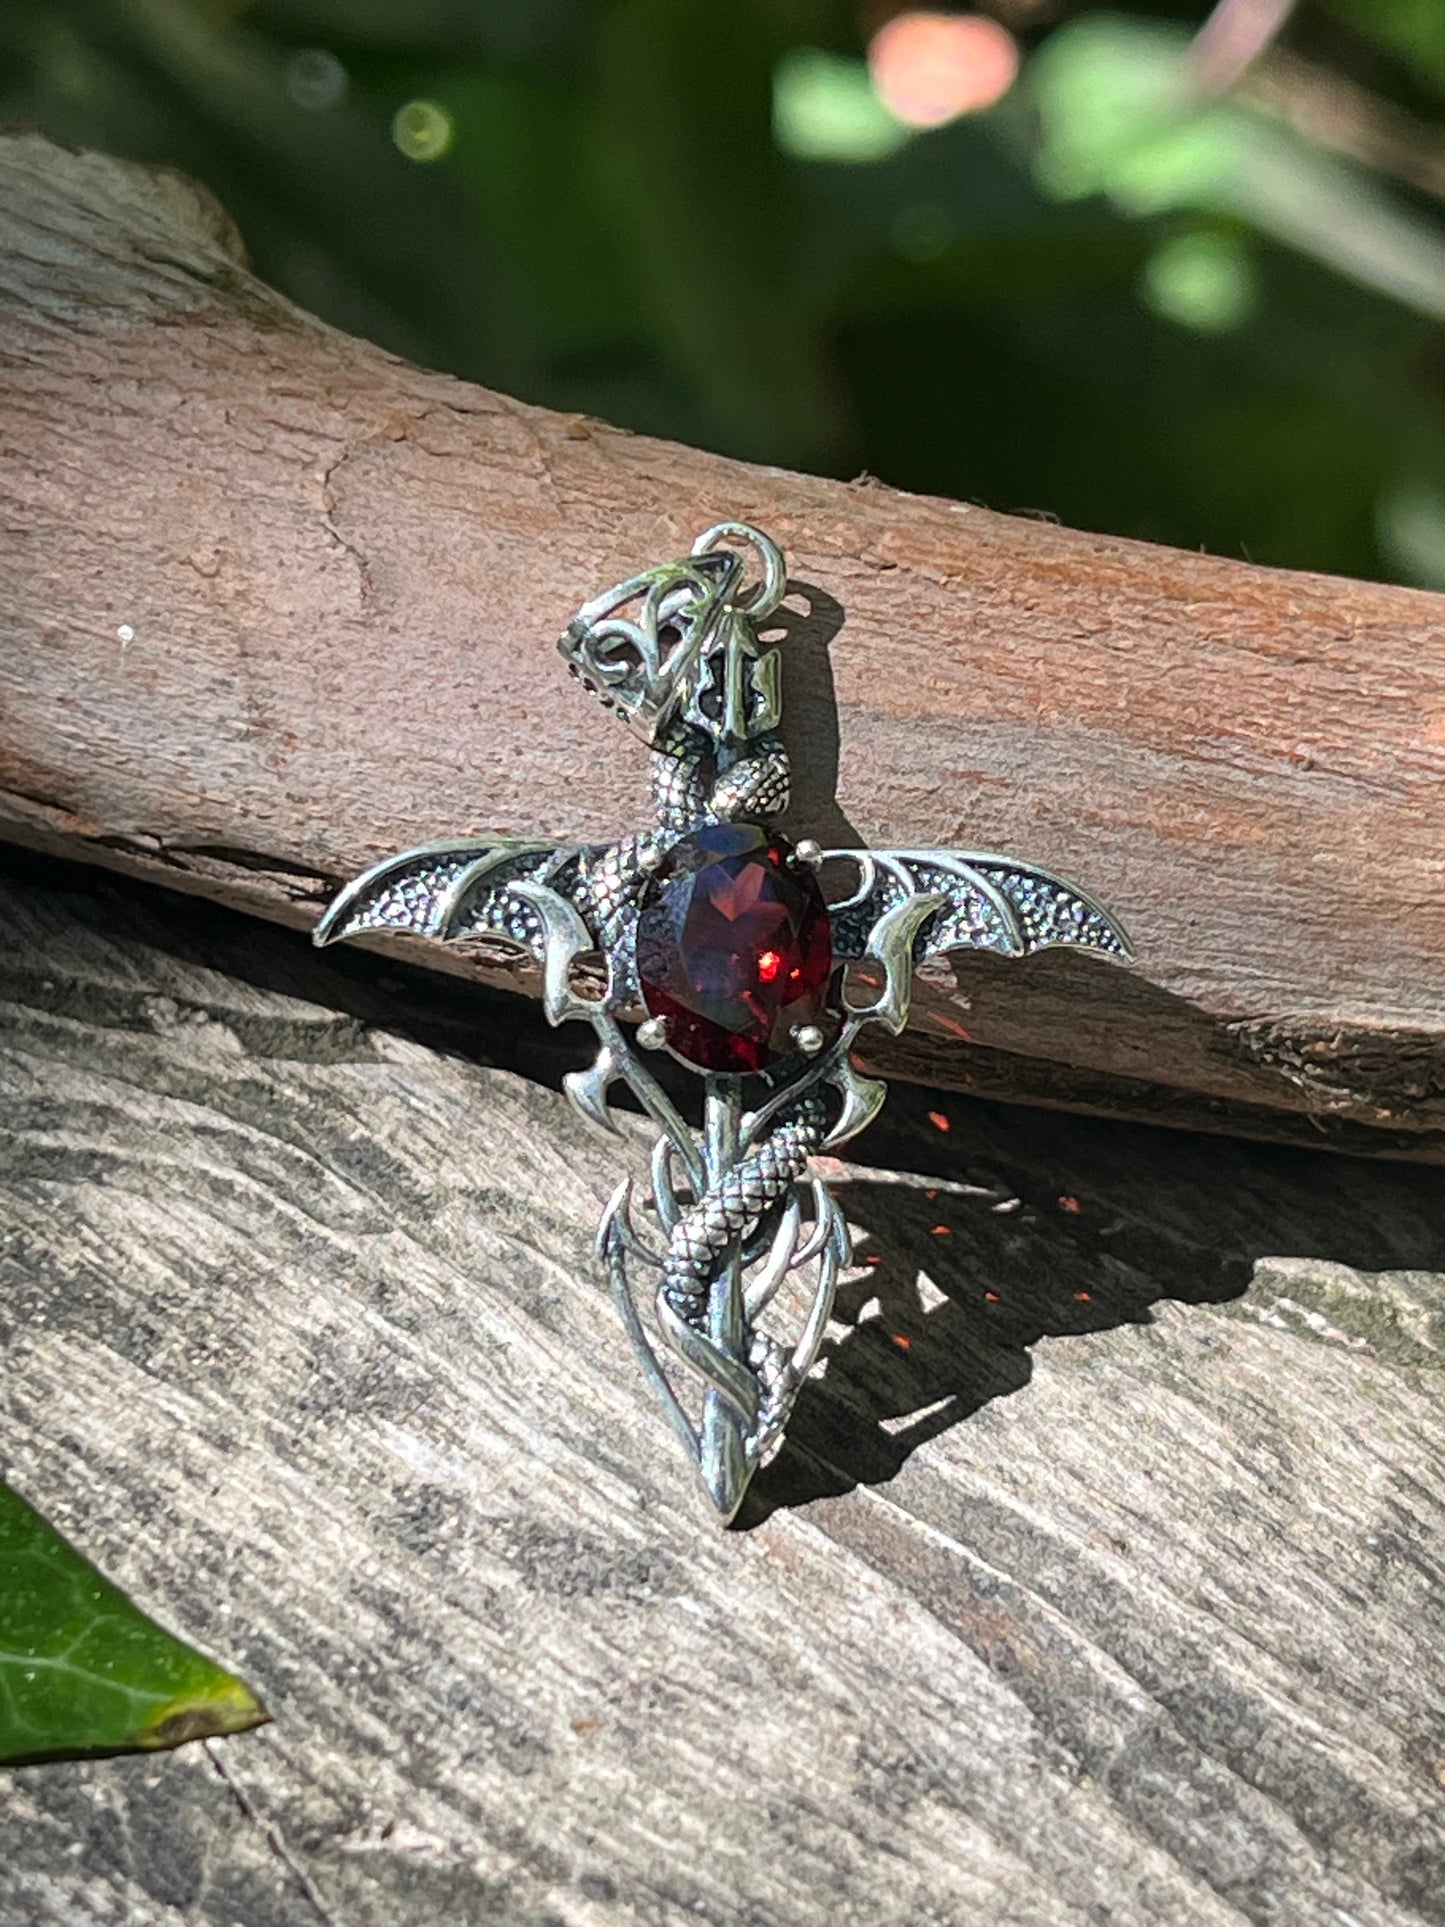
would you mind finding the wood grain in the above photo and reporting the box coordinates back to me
[1,131,1444,1153]
[2,854,1444,1925]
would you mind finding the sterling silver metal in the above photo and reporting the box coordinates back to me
[314,523,1133,1523]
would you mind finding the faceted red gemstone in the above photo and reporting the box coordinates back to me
[636,824,834,1073]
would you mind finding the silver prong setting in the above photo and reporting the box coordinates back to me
[793,838,823,866]
[792,1023,826,1056]
[638,843,666,875]
[637,1015,671,1051]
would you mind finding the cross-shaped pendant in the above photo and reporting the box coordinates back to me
[315,522,1132,1522]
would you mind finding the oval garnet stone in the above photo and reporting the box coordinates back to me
[637,824,834,1073]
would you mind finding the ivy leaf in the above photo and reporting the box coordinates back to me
[0,1481,268,1765]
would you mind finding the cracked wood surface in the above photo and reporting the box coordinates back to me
[1,133,1444,1156]
[1,854,1444,1926]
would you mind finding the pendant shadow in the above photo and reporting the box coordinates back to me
[737,1078,1445,1526]
[767,578,863,853]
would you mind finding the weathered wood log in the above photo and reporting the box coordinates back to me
[2,130,1444,1156]
[2,852,1444,1924]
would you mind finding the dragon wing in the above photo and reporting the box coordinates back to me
[313,838,600,959]
[825,848,1132,965]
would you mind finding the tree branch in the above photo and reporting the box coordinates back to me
[1189,0,1297,97]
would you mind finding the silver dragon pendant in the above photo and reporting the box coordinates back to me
[315,522,1132,1522]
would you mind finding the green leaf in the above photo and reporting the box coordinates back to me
[0,1482,268,1765]
[1029,15,1445,323]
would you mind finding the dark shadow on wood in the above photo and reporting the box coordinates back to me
[769,578,863,853]
[741,1081,1445,1521]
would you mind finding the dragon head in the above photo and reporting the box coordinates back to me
[557,528,783,749]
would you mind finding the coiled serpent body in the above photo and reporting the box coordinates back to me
[579,720,826,1382]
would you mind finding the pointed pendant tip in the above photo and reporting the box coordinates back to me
[700,1460,753,1528]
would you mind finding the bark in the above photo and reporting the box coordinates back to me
[2,854,1443,1926]
[1,131,1443,1155]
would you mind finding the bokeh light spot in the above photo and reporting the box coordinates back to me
[392,99,454,164]
[1141,229,1256,332]
[284,48,346,113]
[868,12,1020,129]
[1377,479,1445,591]
[773,48,910,162]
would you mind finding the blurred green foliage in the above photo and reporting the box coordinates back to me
[3,0,1443,586]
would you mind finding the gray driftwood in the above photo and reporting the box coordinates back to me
[1,855,1443,1926]
[2,132,1444,1157]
